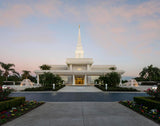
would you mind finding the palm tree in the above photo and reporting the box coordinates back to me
[139,65,160,81]
[0,69,3,76]
[0,62,16,81]
[40,64,51,70]
[109,67,116,71]
[22,70,31,79]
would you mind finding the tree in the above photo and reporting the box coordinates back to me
[139,65,160,81]
[109,67,116,71]
[98,75,109,86]
[0,62,16,81]
[8,75,21,82]
[98,72,121,87]
[22,70,31,79]
[122,80,128,83]
[40,72,62,87]
[40,64,51,70]
[107,72,121,87]
[0,69,3,76]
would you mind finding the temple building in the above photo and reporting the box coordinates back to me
[35,25,125,85]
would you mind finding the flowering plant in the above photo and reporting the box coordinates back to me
[0,86,11,101]
[0,100,44,125]
[119,101,160,123]
[145,87,160,100]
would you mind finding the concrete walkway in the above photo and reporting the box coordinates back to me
[58,85,102,92]
[3,102,159,126]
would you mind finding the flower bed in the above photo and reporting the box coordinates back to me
[0,100,44,125]
[119,100,160,124]
[134,97,160,110]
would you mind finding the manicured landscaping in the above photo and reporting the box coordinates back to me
[95,85,138,91]
[119,100,160,124]
[23,72,65,91]
[0,97,25,112]
[94,72,138,91]
[24,84,65,91]
[119,86,160,124]
[134,97,160,110]
[0,100,44,125]
[0,85,44,125]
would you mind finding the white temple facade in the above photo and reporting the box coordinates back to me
[35,25,125,85]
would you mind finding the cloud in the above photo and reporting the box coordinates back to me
[0,0,160,76]
[85,0,160,59]
[0,3,33,26]
[0,0,64,27]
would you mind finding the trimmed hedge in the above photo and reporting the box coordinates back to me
[108,87,138,91]
[134,97,160,110]
[0,97,25,112]
[95,85,106,91]
[95,85,138,91]
[24,85,65,91]
[141,81,158,86]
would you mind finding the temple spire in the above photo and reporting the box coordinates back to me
[75,25,84,58]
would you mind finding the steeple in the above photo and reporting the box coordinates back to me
[75,25,84,58]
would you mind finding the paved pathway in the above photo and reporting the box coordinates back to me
[58,85,102,92]
[3,102,159,126]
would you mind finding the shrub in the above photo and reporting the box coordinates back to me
[95,85,106,91]
[40,72,63,87]
[141,81,158,85]
[107,87,138,91]
[119,100,160,124]
[95,85,138,91]
[0,87,12,101]
[0,97,25,112]
[145,85,160,99]
[97,72,121,87]
[134,97,160,110]
[24,85,65,91]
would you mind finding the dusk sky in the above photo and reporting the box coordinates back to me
[0,0,160,77]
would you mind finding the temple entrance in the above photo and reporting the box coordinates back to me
[75,76,84,84]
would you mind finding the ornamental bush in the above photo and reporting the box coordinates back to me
[107,87,138,91]
[95,85,138,91]
[134,97,160,110]
[97,72,121,87]
[145,85,160,99]
[119,100,160,123]
[0,97,25,112]
[24,85,65,91]
[40,72,63,88]
[0,86,12,101]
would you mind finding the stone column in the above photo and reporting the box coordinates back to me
[84,74,87,85]
[87,64,90,71]
[37,74,39,85]
[72,75,75,85]
[70,64,72,71]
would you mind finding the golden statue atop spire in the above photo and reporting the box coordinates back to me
[79,24,80,29]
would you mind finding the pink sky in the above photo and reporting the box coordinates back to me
[0,0,160,77]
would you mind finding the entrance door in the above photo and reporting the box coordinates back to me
[75,76,84,84]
